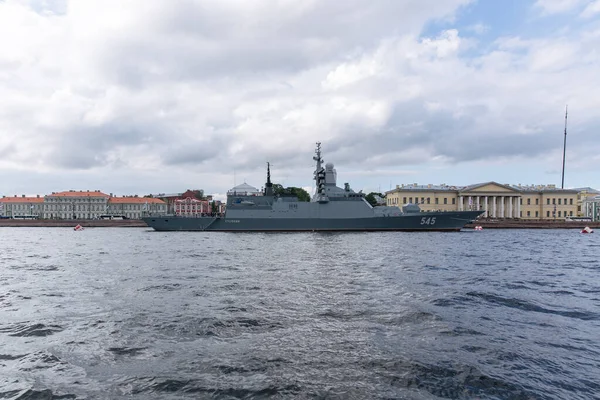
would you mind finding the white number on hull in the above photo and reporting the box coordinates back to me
[420,217,436,225]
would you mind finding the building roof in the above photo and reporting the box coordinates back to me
[149,193,183,198]
[515,185,578,193]
[385,184,458,194]
[386,182,581,195]
[108,197,165,204]
[0,196,44,203]
[48,190,110,198]
[175,197,207,203]
[229,182,259,193]
[460,182,519,193]
[572,187,600,194]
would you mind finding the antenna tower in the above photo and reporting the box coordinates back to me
[561,105,568,189]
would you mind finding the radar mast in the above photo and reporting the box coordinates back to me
[312,142,329,203]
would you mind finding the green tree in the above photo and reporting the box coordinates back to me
[272,184,285,196]
[365,192,384,207]
[272,184,310,202]
[288,187,311,202]
[193,189,205,200]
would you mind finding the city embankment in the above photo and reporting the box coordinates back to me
[464,220,600,229]
[0,219,598,229]
[0,219,147,228]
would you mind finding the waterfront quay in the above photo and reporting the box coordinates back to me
[1,218,598,230]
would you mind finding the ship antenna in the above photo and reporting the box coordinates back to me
[313,142,327,200]
[561,105,568,189]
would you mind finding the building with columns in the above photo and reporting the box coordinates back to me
[385,182,579,220]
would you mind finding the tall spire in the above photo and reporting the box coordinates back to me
[561,105,568,189]
[265,162,273,196]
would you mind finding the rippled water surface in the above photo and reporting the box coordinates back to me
[1,227,599,399]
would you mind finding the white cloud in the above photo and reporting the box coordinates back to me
[534,0,586,14]
[0,0,599,196]
[581,0,600,17]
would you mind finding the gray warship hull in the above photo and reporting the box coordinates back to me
[142,210,482,232]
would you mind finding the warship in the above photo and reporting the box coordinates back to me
[143,143,483,231]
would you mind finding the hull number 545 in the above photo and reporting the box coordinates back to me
[420,217,436,225]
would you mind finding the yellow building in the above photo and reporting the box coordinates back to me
[385,182,579,220]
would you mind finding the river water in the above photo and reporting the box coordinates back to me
[0,228,599,399]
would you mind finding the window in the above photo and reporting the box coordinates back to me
[527,198,531,205]
[427,198,430,204]
[552,198,556,205]
[564,198,567,205]
[452,198,456,205]
[421,197,424,203]
[536,199,539,205]
[547,199,550,205]
[520,198,523,205]
[443,198,447,205]
[547,211,550,217]
[527,211,531,217]
[558,199,561,205]
[535,211,539,217]
[409,197,413,204]
[570,199,573,205]
[403,197,407,204]
[435,198,439,205]
[570,211,573,216]
[558,211,561,217]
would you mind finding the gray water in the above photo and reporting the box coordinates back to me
[0,227,599,399]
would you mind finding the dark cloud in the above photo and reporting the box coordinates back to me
[49,121,168,169]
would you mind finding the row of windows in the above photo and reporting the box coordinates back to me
[523,198,575,205]
[388,196,576,207]
[547,198,573,205]
[522,210,574,217]
[46,198,106,203]
[2,204,43,210]
[389,197,456,205]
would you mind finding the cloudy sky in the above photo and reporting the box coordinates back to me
[1,0,599,198]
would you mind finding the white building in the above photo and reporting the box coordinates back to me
[107,196,167,219]
[1,191,167,219]
[582,196,600,221]
[44,190,110,219]
[0,195,44,218]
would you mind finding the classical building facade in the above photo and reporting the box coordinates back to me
[0,195,44,218]
[174,197,211,217]
[385,182,579,220]
[106,197,167,219]
[1,190,167,219]
[582,195,600,221]
[44,190,110,219]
